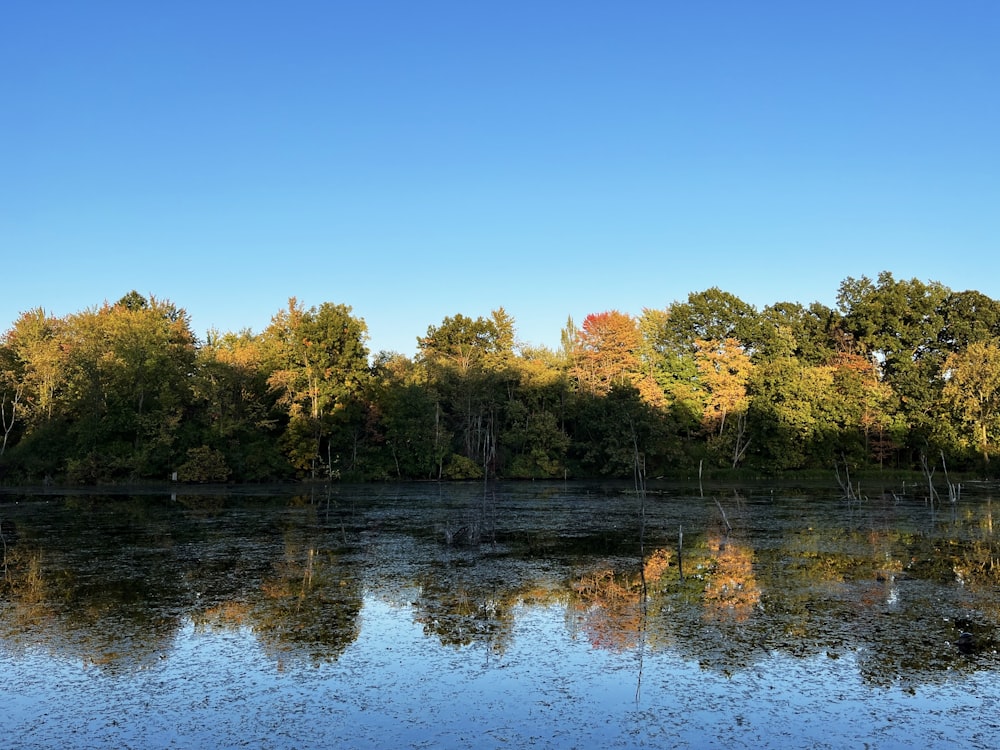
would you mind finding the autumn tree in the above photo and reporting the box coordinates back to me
[941,341,1000,462]
[828,351,897,464]
[695,338,753,467]
[571,311,663,407]
[2,309,67,431]
[639,291,757,450]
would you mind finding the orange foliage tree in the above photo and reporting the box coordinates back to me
[571,311,664,407]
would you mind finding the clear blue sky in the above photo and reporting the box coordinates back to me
[3,1,998,356]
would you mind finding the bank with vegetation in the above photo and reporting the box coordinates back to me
[3,271,1000,485]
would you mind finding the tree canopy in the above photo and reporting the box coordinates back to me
[3,275,1000,484]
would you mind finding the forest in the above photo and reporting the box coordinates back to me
[3,271,1000,485]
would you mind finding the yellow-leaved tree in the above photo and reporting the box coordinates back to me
[695,337,753,467]
[941,341,1000,462]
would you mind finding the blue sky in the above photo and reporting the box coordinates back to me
[3,1,998,356]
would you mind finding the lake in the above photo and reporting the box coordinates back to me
[2,480,999,748]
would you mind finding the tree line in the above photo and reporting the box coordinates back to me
[3,271,1000,484]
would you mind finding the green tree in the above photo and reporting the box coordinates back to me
[418,310,515,375]
[662,288,757,354]
[638,307,702,445]
[192,329,288,481]
[177,445,232,482]
[502,347,571,478]
[748,357,828,469]
[838,272,950,458]
[567,384,665,477]
[373,353,447,479]
[60,294,198,481]
[938,290,1000,352]
[752,301,841,365]
[417,309,517,477]
[265,299,371,478]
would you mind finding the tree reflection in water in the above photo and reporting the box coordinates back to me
[1,484,999,685]
[569,567,643,650]
[701,535,761,622]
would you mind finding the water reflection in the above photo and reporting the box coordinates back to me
[701,535,761,622]
[2,484,1000,682]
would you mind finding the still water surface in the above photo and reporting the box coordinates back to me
[2,481,1000,748]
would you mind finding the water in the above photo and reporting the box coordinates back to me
[2,481,1000,748]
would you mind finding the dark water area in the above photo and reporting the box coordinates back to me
[2,481,1000,748]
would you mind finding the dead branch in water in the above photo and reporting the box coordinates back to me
[835,458,862,501]
[714,497,733,533]
[940,450,960,503]
[920,452,941,507]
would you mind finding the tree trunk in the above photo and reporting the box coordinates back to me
[1,389,19,456]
